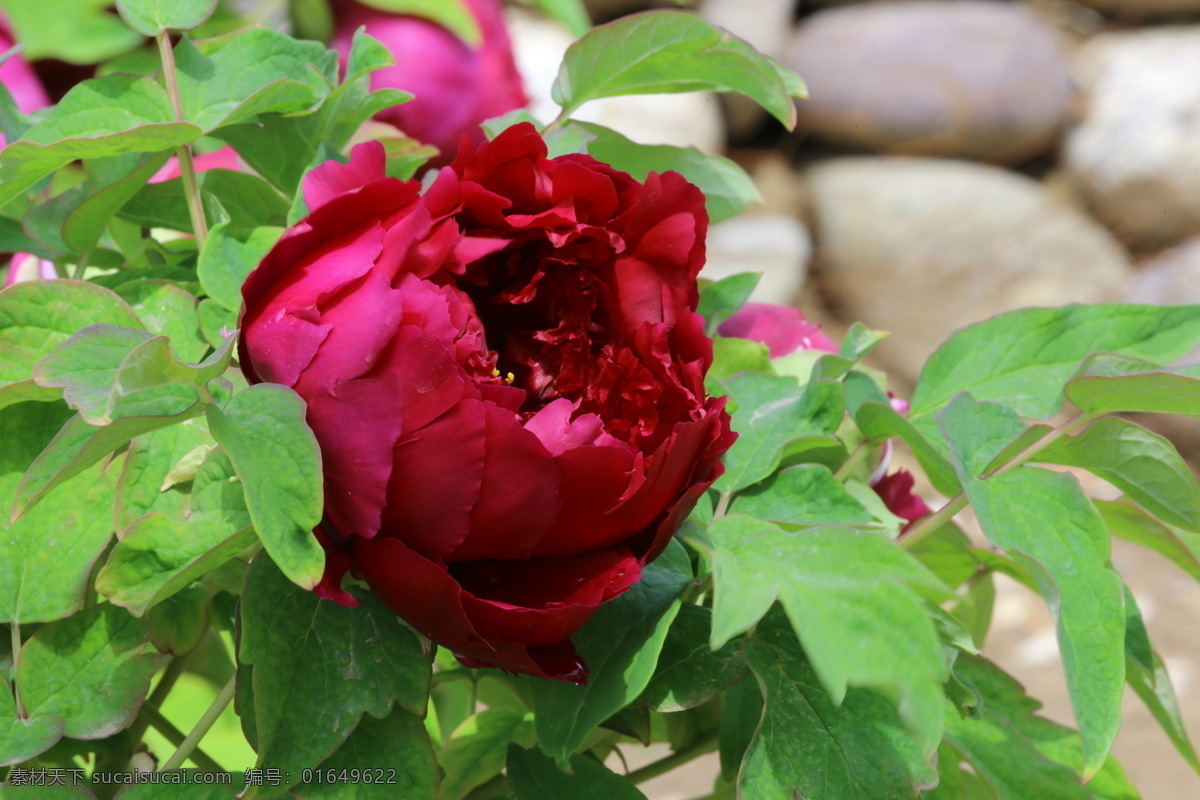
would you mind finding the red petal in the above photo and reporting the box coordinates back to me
[381,398,486,559]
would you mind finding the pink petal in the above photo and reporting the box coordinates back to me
[303,140,388,212]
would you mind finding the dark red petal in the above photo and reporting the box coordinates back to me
[381,398,487,559]
[446,403,561,562]
[353,536,590,682]
[313,526,358,607]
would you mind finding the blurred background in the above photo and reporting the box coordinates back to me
[2,0,1198,795]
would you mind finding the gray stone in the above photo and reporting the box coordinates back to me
[784,1,1075,160]
[701,213,812,305]
[1065,28,1200,249]
[806,158,1132,381]
[1128,238,1200,306]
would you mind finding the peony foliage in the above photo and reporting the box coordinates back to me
[0,1,1199,799]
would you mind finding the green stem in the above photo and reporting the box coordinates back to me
[141,706,224,773]
[900,412,1093,550]
[833,442,869,481]
[156,32,208,246]
[712,491,732,521]
[160,675,235,771]
[542,105,573,133]
[127,650,194,745]
[625,734,719,785]
[9,622,23,719]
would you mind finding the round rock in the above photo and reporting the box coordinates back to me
[701,213,812,306]
[784,1,1075,160]
[1065,28,1200,249]
[806,158,1132,381]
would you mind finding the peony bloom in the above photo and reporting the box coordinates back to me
[330,0,527,165]
[239,123,734,681]
[0,13,50,148]
[718,302,837,356]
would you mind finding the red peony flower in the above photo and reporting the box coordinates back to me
[331,0,527,165]
[239,123,734,682]
[718,302,837,357]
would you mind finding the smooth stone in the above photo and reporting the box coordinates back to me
[806,157,1132,381]
[784,1,1075,160]
[1065,28,1200,249]
[505,10,725,153]
[701,213,812,306]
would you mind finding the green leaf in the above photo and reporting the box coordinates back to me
[729,464,872,526]
[437,709,535,800]
[1036,417,1200,530]
[718,677,761,782]
[2,0,143,63]
[121,170,290,232]
[1123,586,1200,774]
[574,122,759,222]
[907,523,980,592]
[198,299,237,349]
[239,554,432,800]
[552,10,804,128]
[115,280,209,363]
[0,668,65,766]
[116,0,218,36]
[98,448,255,614]
[13,399,204,520]
[950,468,1124,779]
[530,539,691,766]
[0,401,119,625]
[174,30,333,132]
[1097,500,1200,584]
[0,280,141,387]
[206,384,325,590]
[35,323,230,426]
[62,150,172,254]
[852,401,961,497]
[709,516,947,754]
[943,655,1138,800]
[698,272,759,335]
[0,75,201,208]
[715,374,844,493]
[357,0,481,45]
[114,779,248,799]
[114,418,211,531]
[17,603,157,739]
[708,336,771,383]
[911,304,1200,421]
[293,708,439,800]
[527,0,590,37]
[1065,354,1200,417]
[740,618,937,800]
[935,395,1027,479]
[638,603,748,712]
[34,325,157,424]
[198,224,283,312]
[507,745,650,800]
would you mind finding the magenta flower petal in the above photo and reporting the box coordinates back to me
[718,302,838,356]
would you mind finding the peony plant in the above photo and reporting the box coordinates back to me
[1,2,1199,800]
